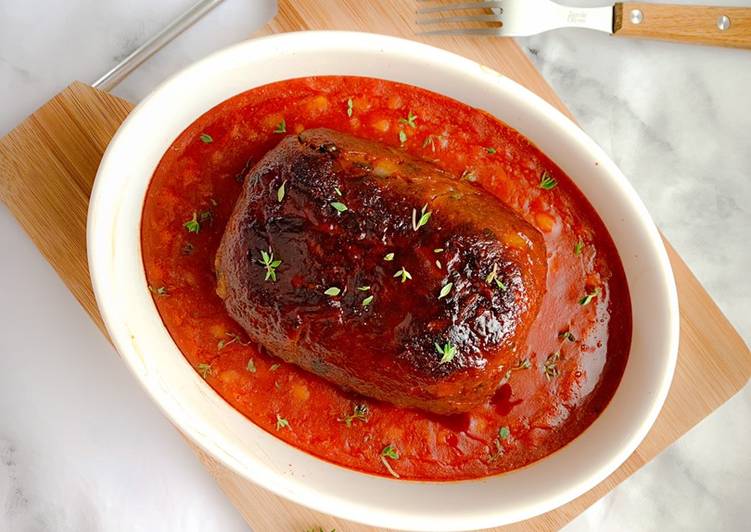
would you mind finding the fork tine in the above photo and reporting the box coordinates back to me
[415,14,501,25]
[415,1,503,15]
[415,27,506,36]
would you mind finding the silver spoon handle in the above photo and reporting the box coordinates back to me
[92,0,224,91]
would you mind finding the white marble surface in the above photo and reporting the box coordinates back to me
[0,1,748,531]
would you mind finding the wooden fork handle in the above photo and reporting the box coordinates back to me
[614,3,751,49]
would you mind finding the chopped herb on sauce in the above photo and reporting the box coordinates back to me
[461,168,477,182]
[383,252,395,262]
[362,295,374,307]
[273,119,286,134]
[357,285,371,292]
[199,133,213,143]
[422,134,436,152]
[346,98,353,117]
[148,285,168,297]
[259,249,282,282]
[218,332,248,350]
[196,363,212,379]
[275,414,290,430]
[438,282,453,300]
[539,171,557,190]
[498,426,511,440]
[380,444,400,478]
[486,147,496,154]
[277,180,287,203]
[398,129,408,145]
[485,264,507,291]
[393,266,412,283]
[183,212,200,233]
[399,111,417,129]
[544,352,560,380]
[579,287,601,306]
[435,341,457,364]
[269,364,280,372]
[512,358,531,370]
[560,330,576,342]
[330,201,348,213]
[246,358,256,373]
[339,403,369,427]
[334,186,342,196]
[412,203,432,231]
[435,260,442,269]
[324,287,341,296]
[434,248,444,253]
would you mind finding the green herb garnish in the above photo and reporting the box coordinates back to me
[324,287,341,296]
[148,285,168,297]
[330,201,348,213]
[380,444,400,478]
[334,186,342,196]
[544,352,560,380]
[438,282,453,300]
[512,358,531,370]
[184,212,200,233]
[498,426,511,440]
[199,133,213,143]
[435,341,457,364]
[435,260,442,269]
[399,111,417,129]
[362,295,374,307]
[485,264,507,291]
[269,363,280,372]
[217,332,248,350]
[273,119,286,134]
[275,414,290,430]
[340,403,369,427]
[423,135,436,152]
[196,363,212,379]
[486,147,496,154]
[461,168,477,182]
[393,266,412,283]
[574,240,584,256]
[246,358,256,373]
[398,129,407,145]
[346,98,354,117]
[578,287,601,306]
[383,252,395,262]
[357,286,370,292]
[539,171,557,190]
[258,249,282,282]
[560,330,576,342]
[277,180,287,203]
[434,248,444,253]
[412,203,432,231]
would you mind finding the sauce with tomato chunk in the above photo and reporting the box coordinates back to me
[141,76,631,480]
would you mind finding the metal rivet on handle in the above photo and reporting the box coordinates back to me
[630,9,644,25]
[717,15,731,31]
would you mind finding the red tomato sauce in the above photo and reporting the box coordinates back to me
[141,76,631,480]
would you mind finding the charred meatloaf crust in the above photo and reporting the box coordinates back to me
[215,128,547,414]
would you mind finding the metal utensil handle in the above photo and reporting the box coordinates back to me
[92,0,224,91]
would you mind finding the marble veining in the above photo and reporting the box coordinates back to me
[0,0,748,531]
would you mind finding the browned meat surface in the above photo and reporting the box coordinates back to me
[215,128,547,414]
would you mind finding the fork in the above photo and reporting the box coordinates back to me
[416,0,751,49]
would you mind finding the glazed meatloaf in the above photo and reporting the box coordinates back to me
[215,128,547,414]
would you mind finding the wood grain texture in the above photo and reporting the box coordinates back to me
[614,2,751,49]
[0,1,748,530]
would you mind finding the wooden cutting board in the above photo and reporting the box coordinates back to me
[1,1,748,530]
